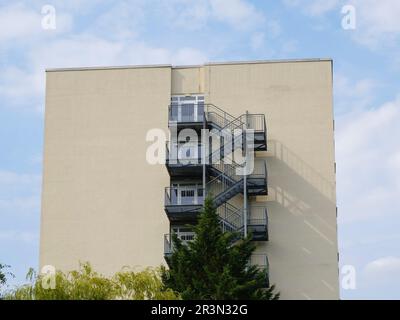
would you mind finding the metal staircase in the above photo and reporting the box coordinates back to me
[164,97,270,287]
[168,103,267,150]
[205,108,267,235]
[207,154,267,234]
[217,201,244,233]
[165,100,268,240]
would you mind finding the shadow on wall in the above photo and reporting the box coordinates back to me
[268,139,335,203]
[264,139,336,221]
[255,140,338,297]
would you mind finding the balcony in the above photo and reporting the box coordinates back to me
[168,103,205,129]
[250,254,270,288]
[248,206,268,241]
[164,186,204,222]
[168,103,267,152]
[164,232,195,262]
[246,114,267,151]
[165,141,203,178]
[247,159,268,196]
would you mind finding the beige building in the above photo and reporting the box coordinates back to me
[40,59,339,299]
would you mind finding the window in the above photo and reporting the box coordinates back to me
[170,183,203,205]
[170,95,205,122]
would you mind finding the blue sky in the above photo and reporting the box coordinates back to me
[0,0,399,299]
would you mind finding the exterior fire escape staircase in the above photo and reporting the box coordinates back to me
[165,103,268,240]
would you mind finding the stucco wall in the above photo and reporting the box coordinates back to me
[40,66,171,273]
[205,61,338,299]
[41,60,338,299]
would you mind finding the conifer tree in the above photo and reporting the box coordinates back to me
[162,197,279,300]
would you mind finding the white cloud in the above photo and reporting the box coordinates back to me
[0,3,42,41]
[0,1,214,112]
[0,66,43,99]
[336,96,400,224]
[210,0,265,30]
[364,256,400,276]
[168,0,211,30]
[0,33,207,112]
[307,0,340,16]
[349,0,400,49]
[283,0,400,52]
[0,3,72,42]
[33,36,207,68]
[283,0,341,16]
[160,0,266,31]
[173,47,208,65]
[334,73,379,114]
[30,33,207,70]
[362,256,400,290]
[88,0,145,40]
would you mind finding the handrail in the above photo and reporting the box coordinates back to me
[164,186,204,206]
[165,140,202,164]
[217,201,244,233]
[247,206,267,223]
[242,114,265,132]
[217,112,245,131]
[211,161,243,181]
[168,103,266,133]
[250,254,269,272]
[206,104,239,124]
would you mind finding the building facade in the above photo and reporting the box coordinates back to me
[40,59,339,299]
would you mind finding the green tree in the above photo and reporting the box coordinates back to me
[5,263,180,300]
[0,263,14,298]
[161,197,279,300]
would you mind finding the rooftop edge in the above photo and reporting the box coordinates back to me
[45,58,333,72]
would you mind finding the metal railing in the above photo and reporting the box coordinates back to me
[164,187,204,206]
[249,254,269,273]
[168,103,205,123]
[206,158,267,203]
[168,104,265,133]
[208,132,244,164]
[206,104,241,128]
[208,112,245,132]
[248,206,267,226]
[248,158,268,179]
[217,202,244,232]
[164,232,195,256]
[165,141,203,164]
[249,254,270,287]
[243,114,266,132]
[211,161,243,181]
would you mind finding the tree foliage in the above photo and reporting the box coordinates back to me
[161,197,280,300]
[0,263,14,297]
[5,263,180,300]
